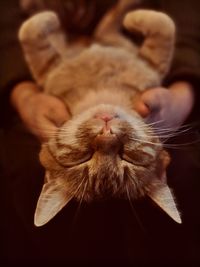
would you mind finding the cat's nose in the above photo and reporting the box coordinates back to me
[94,112,116,122]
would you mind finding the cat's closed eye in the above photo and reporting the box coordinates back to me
[122,145,157,166]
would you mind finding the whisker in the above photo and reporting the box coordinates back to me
[152,122,198,133]
[145,119,165,126]
[71,178,88,225]
[153,126,194,135]
[79,180,88,209]
[136,130,192,139]
[131,138,162,146]
[130,134,200,149]
[156,129,194,139]
[134,123,197,143]
[126,185,146,233]
[141,120,197,132]
[162,139,200,149]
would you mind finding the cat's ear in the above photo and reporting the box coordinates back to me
[123,10,175,78]
[147,179,182,224]
[34,173,73,227]
[19,11,67,86]
[148,150,181,223]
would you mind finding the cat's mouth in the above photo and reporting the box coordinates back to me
[94,130,117,142]
[51,118,157,168]
[91,128,122,154]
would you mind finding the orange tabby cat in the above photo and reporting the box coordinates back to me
[18,0,181,226]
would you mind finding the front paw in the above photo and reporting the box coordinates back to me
[19,11,61,43]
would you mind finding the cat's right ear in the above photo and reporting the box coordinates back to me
[34,173,73,227]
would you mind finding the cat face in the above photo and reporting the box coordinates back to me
[42,104,165,200]
[36,104,181,226]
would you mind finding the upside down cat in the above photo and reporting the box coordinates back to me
[18,0,181,226]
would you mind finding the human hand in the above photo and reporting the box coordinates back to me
[134,81,194,131]
[11,81,70,141]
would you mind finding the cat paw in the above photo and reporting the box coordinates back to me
[19,11,61,42]
[123,10,175,76]
[123,10,175,38]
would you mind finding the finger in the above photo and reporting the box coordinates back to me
[48,104,70,127]
[141,91,162,113]
[38,121,58,141]
[134,100,151,118]
[29,114,59,142]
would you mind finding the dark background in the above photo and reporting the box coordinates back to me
[1,0,200,266]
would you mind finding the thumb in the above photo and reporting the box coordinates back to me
[47,102,70,127]
[38,106,70,142]
[140,88,168,114]
[134,99,150,118]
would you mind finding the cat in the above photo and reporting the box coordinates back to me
[18,0,181,227]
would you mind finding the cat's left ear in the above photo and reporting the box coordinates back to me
[148,150,181,223]
[147,179,182,224]
[34,173,73,227]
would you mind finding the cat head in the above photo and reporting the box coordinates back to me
[35,103,181,226]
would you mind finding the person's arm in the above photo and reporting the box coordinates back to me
[11,81,70,141]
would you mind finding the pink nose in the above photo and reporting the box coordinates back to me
[94,112,114,122]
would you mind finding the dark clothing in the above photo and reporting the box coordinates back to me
[0,0,31,128]
[0,1,30,92]
[159,0,200,120]
[1,0,200,266]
